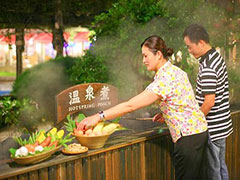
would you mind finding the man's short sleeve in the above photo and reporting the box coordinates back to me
[200,68,217,95]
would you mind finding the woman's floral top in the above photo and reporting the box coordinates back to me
[146,61,208,143]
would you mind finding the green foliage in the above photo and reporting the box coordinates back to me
[0,97,40,131]
[0,96,20,127]
[64,113,86,132]
[93,0,165,36]
[70,51,109,84]
[14,131,40,146]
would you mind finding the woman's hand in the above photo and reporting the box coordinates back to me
[79,114,100,131]
[152,112,165,123]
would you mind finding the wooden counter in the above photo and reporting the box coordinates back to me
[0,111,240,180]
[0,125,174,180]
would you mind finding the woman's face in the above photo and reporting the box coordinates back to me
[142,45,161,72]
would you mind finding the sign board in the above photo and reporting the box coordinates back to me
[56,83,118,123]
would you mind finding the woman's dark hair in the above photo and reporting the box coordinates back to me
[141,35,174,59]
[183,24,209,44]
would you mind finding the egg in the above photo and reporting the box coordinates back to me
[35,145,44,152]
[19,146,28,156]
[15,149,21,157]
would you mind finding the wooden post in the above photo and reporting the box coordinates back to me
[15,28,24,77]
[52,0,64,57]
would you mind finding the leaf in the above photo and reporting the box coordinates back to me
[9,148,17,157]
[77,113,86,122]
[116,126,130,131]
[112,117,120,123]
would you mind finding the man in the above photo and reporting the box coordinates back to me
[183,24,233,180]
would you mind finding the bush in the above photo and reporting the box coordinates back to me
[0,96,20,128]
[0,97,40,132]
[70,51,109,84]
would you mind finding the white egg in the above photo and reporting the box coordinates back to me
[15,149,21,157]
[35,145,44,152]
[19,146,28,156]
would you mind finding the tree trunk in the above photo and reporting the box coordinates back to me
[52,0,64,57]
[15,28,24,77]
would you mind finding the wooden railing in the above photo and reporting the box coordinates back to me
[226,110,240,180]
[0,111,239,180]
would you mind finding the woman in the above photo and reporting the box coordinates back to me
[79,35,208,180]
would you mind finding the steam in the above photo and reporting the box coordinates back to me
[90,1,234,116]
[16,62,71,128]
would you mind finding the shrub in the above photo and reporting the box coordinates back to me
[0,96,20,128]
[0,97,40,132]
[70,51,109,84]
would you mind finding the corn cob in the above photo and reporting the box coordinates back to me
[93,122,104,133]
[102,123,119,134]
[47,127,57,136]
[57,130,64,139]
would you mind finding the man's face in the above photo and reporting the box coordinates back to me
[184,36,203,58]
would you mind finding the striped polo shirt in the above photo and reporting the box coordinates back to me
[196,48,233,141]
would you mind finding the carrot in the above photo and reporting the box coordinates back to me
[25,144,35,153]
[40,136,51,147]
[48,140,58,148]
[33,141,39,147]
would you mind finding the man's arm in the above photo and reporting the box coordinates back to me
[200,94,215,116]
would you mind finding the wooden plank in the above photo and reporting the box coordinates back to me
[112,150,120,180]
[29,171,39,180]
[124,147,133,180]
[119,148,125,180]
[105,151,113,180]
[144,141,151,179]
[232,113,239,179]
[131,145,137,180]
[66,161,74,180]
[94,154,101,180]
[82,158,88,180]
[74,159,83,180]
[7,176,18,180]
[39,168,48,180]
[90,156,96,180]
[48,165,57,180]
[155,139,161,180]
[57,163,66,180]
[140,142,146,180]
[17,173,28,180]
[152,139,157,180]
[86,157,91,180]
[99,153,106,180]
